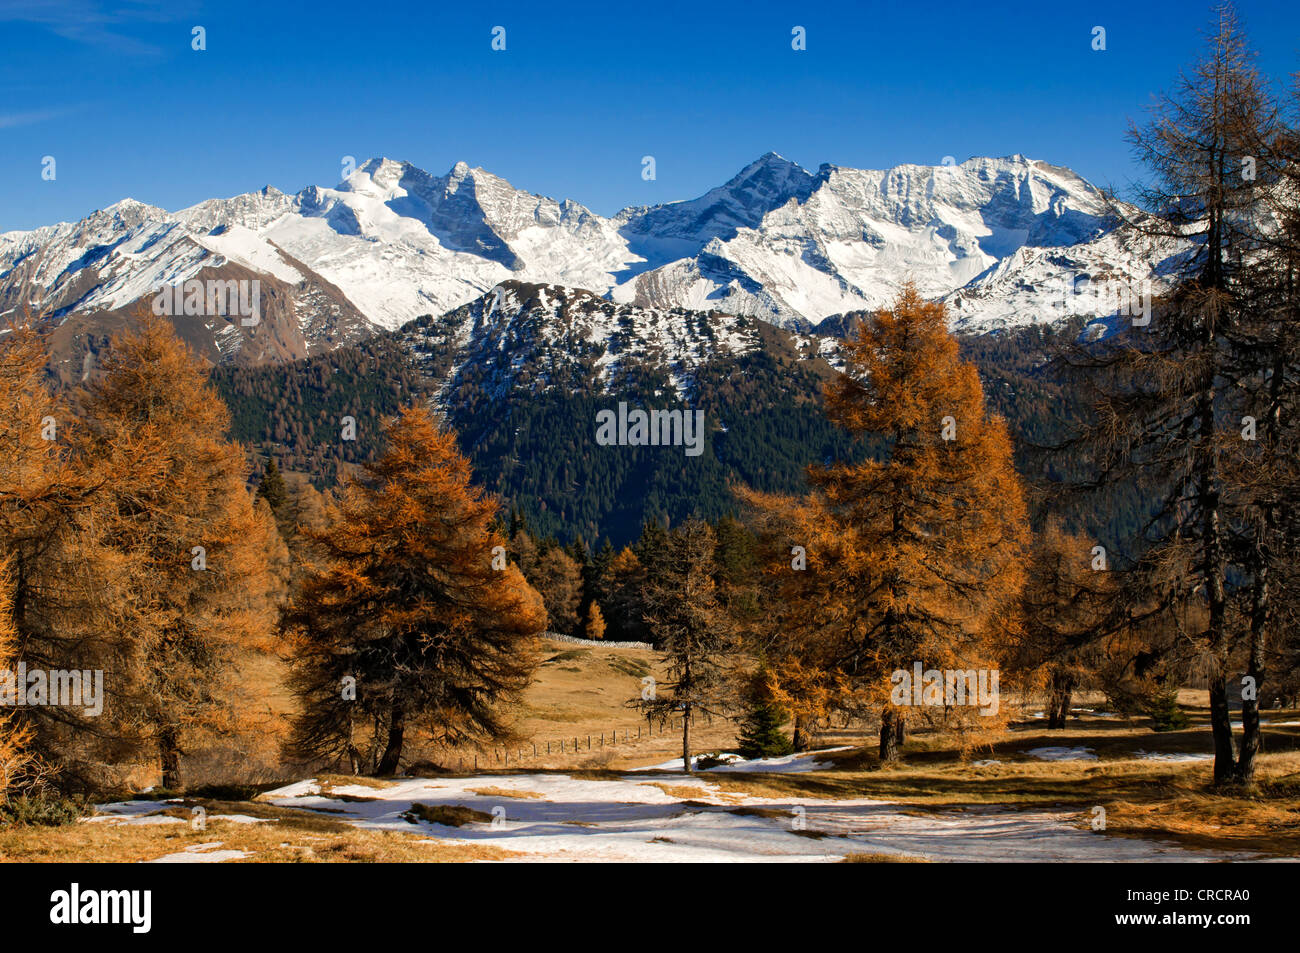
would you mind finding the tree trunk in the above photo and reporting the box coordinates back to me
[1238,547,1268,786]
[1238,341,1284,787]
[681,704,692,773]
[345,707,360,774]
[1208,673,1237,786]
[879,708,901,763]
[376,702,405,776]
[159,725,182,791]
[1047,671,1074,730]
[792,714,811,752]
[1195,287,1235,787]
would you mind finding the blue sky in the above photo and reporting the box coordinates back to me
[2,0,1299,231]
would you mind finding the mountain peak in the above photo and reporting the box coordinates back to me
[728,151,811,186]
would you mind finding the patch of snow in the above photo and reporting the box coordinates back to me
[146,842,250,864]
[1025,746,1098,761]
[1133,750,1213,763]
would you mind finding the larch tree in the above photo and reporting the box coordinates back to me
[605,546,649,643]
[1059,4,1285,785]
[283,405,545,776]
[584,602,606,641]
[635,518,736,773]
[745,283,1028,762]
[0,322,121,788]
[76,315,284,790]
[532,547,583,636]
[0,557,32,799]
[1010,519,1120,729]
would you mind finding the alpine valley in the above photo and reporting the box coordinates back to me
[2,153,1182,545]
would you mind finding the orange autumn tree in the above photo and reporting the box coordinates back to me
[283,405,546,776]
[1008,519,1121,730]
[0,558,32,799]
[77,316,284,790]
[0,322,124,789]
[745,283,1028,761]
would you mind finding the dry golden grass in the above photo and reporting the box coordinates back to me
[640,782,715,800]
[390,639,741,773]
[842,852,929,863]
[402,803,494,827]
[315,774,396,792]
[469,786,544,799]
[0,802,513,863]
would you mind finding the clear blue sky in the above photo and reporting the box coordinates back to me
[2,0,1299,231]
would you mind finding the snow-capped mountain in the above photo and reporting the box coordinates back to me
[399,280,834,406]
[1,152,1188,361]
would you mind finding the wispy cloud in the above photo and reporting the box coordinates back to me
[0,106,81,129]
[0,1,199,56]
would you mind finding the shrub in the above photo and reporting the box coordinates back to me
[0,791,88,827]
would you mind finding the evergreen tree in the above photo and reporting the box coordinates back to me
[736,667,794,760]
[256,457,289,515]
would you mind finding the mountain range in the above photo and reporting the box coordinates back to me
[1,152,1187,373]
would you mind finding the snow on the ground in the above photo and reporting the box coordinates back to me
[146,842,250,864]
[629,748,851,774]
[255,760,1266,862]
[88,799,272,826]
[1133,750,1213,763]
[1025,746,1098,761]
[709,748,853,773]
[85,813,185,825]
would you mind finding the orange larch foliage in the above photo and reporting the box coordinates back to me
[75,314,284,790]
[745,283,1029,759]
[283,405,546,776]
